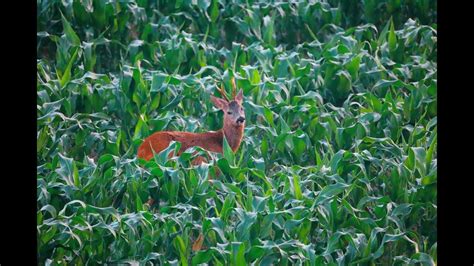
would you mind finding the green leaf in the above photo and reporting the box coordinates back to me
[346,54,361,80]
[291,174,303,200]
[373,233,405,259]
[98,154,114,165]
[61,12,80,46]
[312,182,350,207]
[251,69,261,85]
[263,15,275,46]
[133,116,145,140]
[151,73,167,92]
[410,253,436,266]
[232,242,246,265]
[426,132,437,170]
[388,17,397,52]
[292,132,306,158]
[136,193,144,211]
[37,127,49,153]
[60,47,79,87]
[330,150,345,174]
[223,136,235,166]
[220,194,235,222]
[175,235,188,265]
[210,0,219,23]
[192,250,214,265]
[56,153,75,187]
[73,161,80,187]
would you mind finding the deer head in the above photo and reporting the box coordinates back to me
[210,79,245,128]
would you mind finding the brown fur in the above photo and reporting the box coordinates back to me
[137,86,245,169]
[137,126,244,161]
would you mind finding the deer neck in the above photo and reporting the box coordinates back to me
[222,124,244,152]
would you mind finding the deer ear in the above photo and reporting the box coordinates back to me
[234,89,243,104]
[210,95,228,110]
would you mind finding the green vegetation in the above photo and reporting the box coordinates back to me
[37,0,437,264]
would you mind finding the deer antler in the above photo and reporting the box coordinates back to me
[231,77,237,98]
[217,84,230,102]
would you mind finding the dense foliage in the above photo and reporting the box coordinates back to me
[37,0,437,264]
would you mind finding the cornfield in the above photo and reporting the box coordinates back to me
[37,0,437,264]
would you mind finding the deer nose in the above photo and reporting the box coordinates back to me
[237,117,245,123]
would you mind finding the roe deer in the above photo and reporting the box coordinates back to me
[137,79,245,164]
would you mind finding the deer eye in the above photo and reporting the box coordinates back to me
[227,111,232,115]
